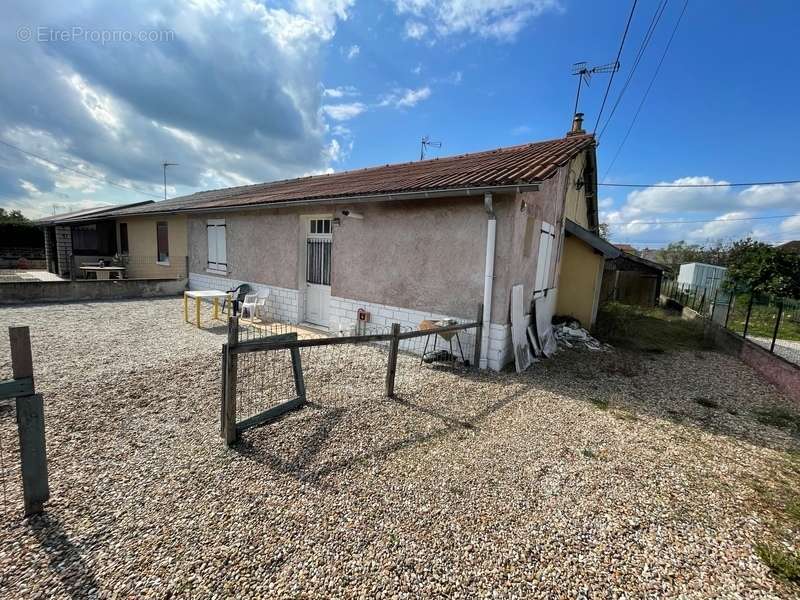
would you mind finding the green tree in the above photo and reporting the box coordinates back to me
[0,208,32,224]
[726,238,800,297]
[651,240,730,271]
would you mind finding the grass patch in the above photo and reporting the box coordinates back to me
[756,543,800,583]
[590,397,609,410]
[694,397,720,409]
[582,448,597,459]
[594,303,708,353]
[787,499,800,523]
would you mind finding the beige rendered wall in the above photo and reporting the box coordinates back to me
[118,215,188,278]
[332,197,491,319]
[555,234,604,328]
[563,151,591,229]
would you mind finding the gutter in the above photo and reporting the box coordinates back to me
[480,192,496,370]
[105,183,541,218]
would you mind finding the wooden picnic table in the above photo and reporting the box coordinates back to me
[80,266,126,280]
[184,290,232,329]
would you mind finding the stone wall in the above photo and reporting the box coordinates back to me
[0,278,186,305]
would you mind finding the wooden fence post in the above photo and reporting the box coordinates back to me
[291,347,306,404]
[223,316,239,446]
[473,303,483,370]
[385,323,401,398]
[9,326,49,516]
[770,300,784,353]
[743,294,755,338]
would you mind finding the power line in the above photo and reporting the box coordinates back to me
[598,0,669,139]
[592,0,638,133]
[599,179,800,188]
[602,0,689,181]
[0,138,163,199]
[606,213,800,226]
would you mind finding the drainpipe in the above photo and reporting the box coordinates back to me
[480,192,496,370]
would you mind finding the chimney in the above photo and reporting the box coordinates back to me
[567,112,585,136]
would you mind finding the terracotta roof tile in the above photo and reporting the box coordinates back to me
[112,134,595,216]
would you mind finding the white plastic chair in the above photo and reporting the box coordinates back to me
[241,293,269,322]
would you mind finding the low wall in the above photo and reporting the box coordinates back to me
[0,278,187,305]
[704,319,800,404]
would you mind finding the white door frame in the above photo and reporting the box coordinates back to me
[302,214,333,327]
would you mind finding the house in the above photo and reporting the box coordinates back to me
[94,115,611,370]
[38,202,188,280]
[601,251,666,307]
[614,243,639,256]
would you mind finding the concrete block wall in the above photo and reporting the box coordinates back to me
[329,295,512,370]
[54,225,72,278]
[188,272,300,324]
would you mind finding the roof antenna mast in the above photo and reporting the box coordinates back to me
[571,61,619,118]
[162,162,178,201]
[420,135,442,161]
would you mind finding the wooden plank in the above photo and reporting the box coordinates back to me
[9,326,34,384]
[223,317,239,446]
[0,377,34,400]
[385,323,400,398]
[397,321,480,340]
[219,343,227,437]
[16,393,49,516]
[237,332,298,350]
[290,347,306,404]
[235,397,304,432]
[511,285,532,373]
[472,303,483,369]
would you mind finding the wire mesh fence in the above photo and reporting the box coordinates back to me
[0,399,21,518]
[223,314,481,444]
[662,279,800,366]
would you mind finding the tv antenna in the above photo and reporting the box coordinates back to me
[571,61,620,117]
[162,162,178,201]
[420,135,442,161]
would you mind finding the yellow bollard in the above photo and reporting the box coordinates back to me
[183,293,188,323]
[196,297,201,329]
[213,297,219,320]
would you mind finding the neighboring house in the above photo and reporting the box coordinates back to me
[100,116,611,370]
[38,202,188,280]
[677,262,727,293]
[614,243,639,256]
[601,251,666,307]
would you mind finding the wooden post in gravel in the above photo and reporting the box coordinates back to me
[385,323,401,398]
[473,303,483,369]
[9,326,49,516]
[223,316,239,446]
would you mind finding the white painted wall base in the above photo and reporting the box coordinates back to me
[187,274,513,370]
[188,272,301,324]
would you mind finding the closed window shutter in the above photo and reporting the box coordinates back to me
[207,225,217,266]
[207,220,226,270]
[535,222,555,293]
[216,226,226,266]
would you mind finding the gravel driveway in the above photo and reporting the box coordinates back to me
[1,298,798,598]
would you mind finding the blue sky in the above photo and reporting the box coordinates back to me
[1,0,798,247]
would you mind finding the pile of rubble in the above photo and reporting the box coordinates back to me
[553,320,611,352]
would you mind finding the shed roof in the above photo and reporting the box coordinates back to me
[565,219,620,258]
[110,133,595,216]
[37,201,154,225]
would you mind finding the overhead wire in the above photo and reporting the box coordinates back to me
[0,138,163,199]
[592,0,638,134]
[601,0,690,181]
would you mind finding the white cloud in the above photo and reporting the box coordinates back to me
[395,0,561,40]
[344,44,360,59]
[780,215,800,234]
[379,86,431,108]
[322,102,367,120]
[323,85,359,98]
[687,211,752,241]
[405,21,429,39]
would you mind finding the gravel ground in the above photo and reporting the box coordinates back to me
[748,335,800,367]
[1,298,799,599]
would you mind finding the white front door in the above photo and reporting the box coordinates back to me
[304,217,332,326]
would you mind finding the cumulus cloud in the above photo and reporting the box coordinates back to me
[379,86,431,108]
[404,21,429,39]
[0,0,355,217]
[394,0,561,40]
[322,102,367,121]
[344,44,360,59]
[322,85,359,98]
[603,176,800,246]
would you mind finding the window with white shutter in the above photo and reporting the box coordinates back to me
[207,219,227,272]
[534,222,556,295]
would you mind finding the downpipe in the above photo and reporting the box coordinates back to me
[480,192,496,370]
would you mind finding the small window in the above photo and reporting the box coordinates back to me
[310,218,331,234]
[119,223,129,254]
[156,222,169,263]
[207,219,227,272]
